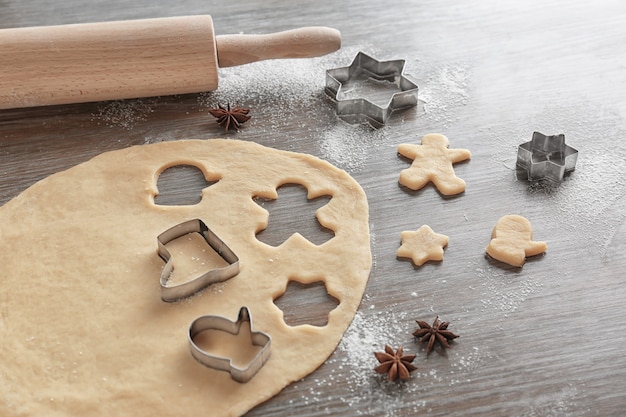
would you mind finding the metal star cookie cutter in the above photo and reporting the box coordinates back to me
[157,219,239,302]
[188,306,271,383]
[325,52,419,126]
[516,131,578,182]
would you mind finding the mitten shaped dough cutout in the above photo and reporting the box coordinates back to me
[486,214,547,267]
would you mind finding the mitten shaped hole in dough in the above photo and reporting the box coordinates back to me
[253,183,334,246]
[273,280,339,327]
[154,164,218,206]
[191,323,263,369]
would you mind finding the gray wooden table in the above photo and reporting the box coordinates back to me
[2,1,626,415]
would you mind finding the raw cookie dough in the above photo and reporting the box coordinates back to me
[397,225,449,266]
[486,214,546,267]
[398,133,471,196]
[0,139,371,417]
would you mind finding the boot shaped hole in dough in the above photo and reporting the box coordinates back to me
[273,280,339,327]
[162,231,230,288]
[253,183,334,246]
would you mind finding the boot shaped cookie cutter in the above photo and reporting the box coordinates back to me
[325,51,419,125]
[516,131,578,182]
[157,219,240,302]
[189,306,271,383]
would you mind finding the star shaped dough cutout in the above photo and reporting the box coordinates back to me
[397,225,449,266]
[398,133,471,196]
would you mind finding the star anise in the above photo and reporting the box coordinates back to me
[374,345,417,381]
[208,103,250,131]
[413,316,459,354]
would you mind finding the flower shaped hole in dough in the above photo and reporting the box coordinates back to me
[273,279,340,327]
[0,139,371,417]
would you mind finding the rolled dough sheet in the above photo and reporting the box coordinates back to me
[0,139,371,417]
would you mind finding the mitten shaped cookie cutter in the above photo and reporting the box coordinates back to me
[189,306,271,383]
[516,132,578,182]
[325,52,419,125]
[157,219,239,302]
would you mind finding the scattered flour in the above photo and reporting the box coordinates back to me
[518,385,586,417]
[197,45,364,116]
[330,310,428,416]
[281,307,494,416]
[318,121,388,172]
[91,98,156,130]
[476,265,544,315]
[416,62,471,129]
[196,45,436,174]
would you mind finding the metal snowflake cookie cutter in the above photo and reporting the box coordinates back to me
[188,306,271,383]
[157,219,239,302]
[325,51,419,126]
[516,131,578,182]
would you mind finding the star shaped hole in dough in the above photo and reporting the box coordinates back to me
[397,225,449,267]
[398,133,471,196]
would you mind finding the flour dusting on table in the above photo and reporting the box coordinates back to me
[91,98,156,130]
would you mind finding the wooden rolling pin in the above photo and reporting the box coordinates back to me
[0,15,341,109]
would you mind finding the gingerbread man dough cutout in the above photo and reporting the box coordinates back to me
[398,133,471,196]
[486,215,547,267]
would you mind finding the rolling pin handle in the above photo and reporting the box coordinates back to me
[216,27,341,68]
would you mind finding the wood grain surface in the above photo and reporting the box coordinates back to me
[2,1,626,416]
